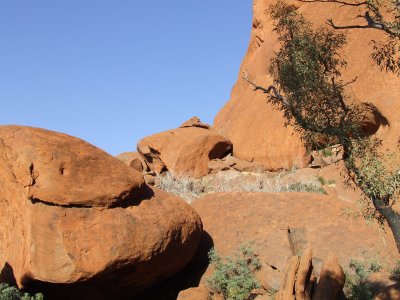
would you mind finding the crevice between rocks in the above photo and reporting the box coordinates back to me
[27,182,154,210]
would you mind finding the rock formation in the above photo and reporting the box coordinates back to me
[213,0,400,170]
[115,151,149,173]
[375,283,400,300]
[0,126,202,298]
[138,117,232,178]
[276,249,346,300]
[191,192,398,292]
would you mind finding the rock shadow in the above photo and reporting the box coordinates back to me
[135,230,214,300]
[117,184,155,208]
[0,262,17,287]
[21,231,213,300]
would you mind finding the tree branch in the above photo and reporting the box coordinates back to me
[299,0,368,7]
[242,72,346,137]
[327,12,397,35]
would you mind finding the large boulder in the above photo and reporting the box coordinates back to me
[138,118,232,178]
[191,192,398,291]
[115,151,149,173]
[213,0,399,170]
[375,283,400,300]
[0,126,202,298]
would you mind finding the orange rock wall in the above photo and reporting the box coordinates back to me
[213,0,400,170]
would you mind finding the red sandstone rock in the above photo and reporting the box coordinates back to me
[0,126,202,296]
[138,125,232,178]
[232,159,265,173]
[177,286,211,300]
[313,254,345,300]
[191,192,398,291]
[0,126,144,207]
[213,0,400,170]
[280,256,299,300]
[375,283,400,300]
[295,248,313,299]
[180,116,211,130]
[115,151,148,173]
[208,159,230,174]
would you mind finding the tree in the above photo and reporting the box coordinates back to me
[300,0,400,75]
[243,1,400,252]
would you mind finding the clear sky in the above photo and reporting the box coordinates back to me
[0,1,252,155]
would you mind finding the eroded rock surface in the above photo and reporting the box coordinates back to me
[0,126,202,298]
[191,192,398,291]
[213,0,399,170]
[138,119,232,178]
[115,151,149,173]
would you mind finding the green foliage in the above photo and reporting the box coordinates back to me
[268,1,362,148]
[390,261,400,281]
[368,0,400,75]
[287,182,326,194]
[0,283,43,300]
[349,138,400,203]
[317,176,335,186]
[345,258,383,300]
[207,244,261,300]
[266,1,400,251]
[320,148,333,157]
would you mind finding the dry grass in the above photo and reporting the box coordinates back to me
[209,174,325,194]
[157,171,325,203]
[157,172,202,203]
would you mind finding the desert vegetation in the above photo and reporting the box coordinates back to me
[2,0,400,299]
[345,257,383,300]
[0,283,43,300]
[244,0,400,252]
[206,244,262,300]
[157,171,326,203]
[301,0,400,75]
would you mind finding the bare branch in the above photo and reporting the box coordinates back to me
[327,12,398,35]
[242,72,286,103]
[299,0,368,7]
[241,72,345,137]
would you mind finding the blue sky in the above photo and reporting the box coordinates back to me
[0,1,252,155]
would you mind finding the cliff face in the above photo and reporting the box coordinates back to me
[213,0,400,170]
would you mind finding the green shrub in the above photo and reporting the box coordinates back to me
[390,261,400,282]
[345,258,382,300]
[320,148,333,157]
[287,182,326,194]
[0,283,43,300]
[317,176,336,186]
[207,243,261,300]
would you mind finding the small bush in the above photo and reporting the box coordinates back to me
[287,182,326,194]
[317,176,335,186]
[390,261,400,281]
[209,174,326,194]
[345,258,383,300]
[0,283,43,300]
[207,244,261,300]
[156,172,201,203]
[320,148,333,157]
[157,172,326,203]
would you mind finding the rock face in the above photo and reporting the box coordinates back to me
[177,286,211,300]
[138,118,232,178]
[115,151,149,173]
[313,254,346,300]
[0,126,202,297]
[213,0,400,170]
[179,116,211,130]
[277,249,346,300]
[208,155,266,174]
[375,283,400,300]
[191,192,398,291]
[0,126,144,207]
